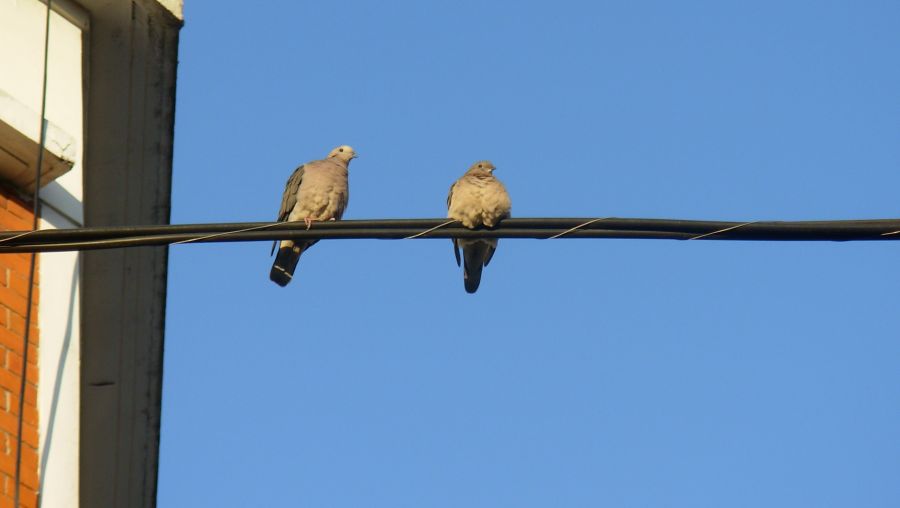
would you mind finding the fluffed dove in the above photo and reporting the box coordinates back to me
[447,160,511,293]
[270,145,356,286]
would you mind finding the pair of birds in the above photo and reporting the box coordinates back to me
[270,145,511,293]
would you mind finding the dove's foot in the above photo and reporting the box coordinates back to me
[304,217,314,230]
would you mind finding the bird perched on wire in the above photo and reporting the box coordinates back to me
[447,160,511,293]
[270,145,357,286]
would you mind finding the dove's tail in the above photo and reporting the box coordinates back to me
[462,241,491,294]
[270,242,305,287]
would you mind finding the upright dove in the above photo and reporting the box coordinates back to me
[270,145,357,286]
[447,160,512,293]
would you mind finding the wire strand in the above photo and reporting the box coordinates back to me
[546,217,609,239]
[0,230,37,245]
[687,220,759,240]
[170,221,282,245]
[403,219,456,239]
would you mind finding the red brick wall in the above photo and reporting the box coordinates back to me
[0,190,39,508]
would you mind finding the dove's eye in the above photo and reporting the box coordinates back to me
[339,148,344,152]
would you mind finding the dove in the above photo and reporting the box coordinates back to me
[270,145,356,286]
[447,160,511,293]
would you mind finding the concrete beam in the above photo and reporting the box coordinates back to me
[78,1,181,507]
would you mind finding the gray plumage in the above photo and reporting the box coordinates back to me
[270,145,356,286]
[447,160,512,293]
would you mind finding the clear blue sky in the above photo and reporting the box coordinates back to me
[158,1,900,506]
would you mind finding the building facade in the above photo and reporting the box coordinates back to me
[0,1,182,506]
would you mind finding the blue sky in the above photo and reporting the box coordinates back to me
[158,1,900,506]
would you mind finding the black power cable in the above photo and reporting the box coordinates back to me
[0,217,898,253]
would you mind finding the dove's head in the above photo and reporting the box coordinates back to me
[328,145,358,164]
[467,160,496,176]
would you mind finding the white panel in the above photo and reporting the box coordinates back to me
[38,208,80,507]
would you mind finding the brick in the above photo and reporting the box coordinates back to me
[0,274,38,317]
[0,370,35,407]
[0,369,18,393]
[7,274,36,301]
[0,449,39,491]
[0,287,30,319]
[0,213,33,233]
[16,443,37,475]
[0,301,40,340]
[4,393,38,426]
[0,413,37,449]
[0,329,18,350]
[7,312,38,338]
[0,257,31,280]
[5,352,37,384]
[6,308,40,337]
[0,329,37,364]
[18,485,38,508]
[4,390,35,414]
[24,406,36,428]
[3,198,32,222]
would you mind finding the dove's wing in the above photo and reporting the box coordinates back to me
[270,164,305,256]
[483,244,497,266]
[278,164,305,221]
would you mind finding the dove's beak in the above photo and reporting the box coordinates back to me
[352,153,359,159]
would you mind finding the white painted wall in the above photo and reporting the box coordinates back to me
[36,211,79,508]
[0,0,86,505]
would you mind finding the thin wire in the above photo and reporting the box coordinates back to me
[687,220,758,240]
[0,230,37,245]
[546,217,609,239]
[170,221,282,245]
[16,2,50,507]
[403,219,456,239]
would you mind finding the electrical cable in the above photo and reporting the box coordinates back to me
[0,217,898,253]
[14,1,51,507]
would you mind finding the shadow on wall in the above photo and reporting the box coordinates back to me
[38,255,78,500]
